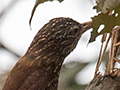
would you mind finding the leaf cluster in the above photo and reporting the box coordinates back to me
[90,0,120,42]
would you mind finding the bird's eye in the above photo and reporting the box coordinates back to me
[69,25,79,36]
[74,28,79,33]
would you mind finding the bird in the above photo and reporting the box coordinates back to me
[2,17,92,90]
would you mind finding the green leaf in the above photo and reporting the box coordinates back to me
[29,0,63,29]
[89,5,120,43]
[94,0,120,13]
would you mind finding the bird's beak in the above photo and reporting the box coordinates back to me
[80,21,92,34]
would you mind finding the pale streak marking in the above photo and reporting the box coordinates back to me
[45,52,56,63]
[35,56,41,60]
[29,60,35,66]
[29,38,46,52]
[51,23,56,27]
[37,60,41,66]
[46,66,51,71]
[46,58,51,63]
[54,30,61,36]
[54,66,59,73]
[35,45,46,54]
[48,78,55,86]
[35,39,53,54]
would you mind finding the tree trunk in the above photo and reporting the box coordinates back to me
[85,75,120,90]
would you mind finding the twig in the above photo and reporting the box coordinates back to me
[105,26,120,75]
[94,39,104,77]
[0,44,21,58]
[114,57,120,64]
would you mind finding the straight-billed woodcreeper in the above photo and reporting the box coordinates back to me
[2,17,92,90]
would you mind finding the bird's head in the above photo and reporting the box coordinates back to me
[27,17,92,60]
[2,17,92,90]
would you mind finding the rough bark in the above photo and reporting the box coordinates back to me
[85,75,120,90]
